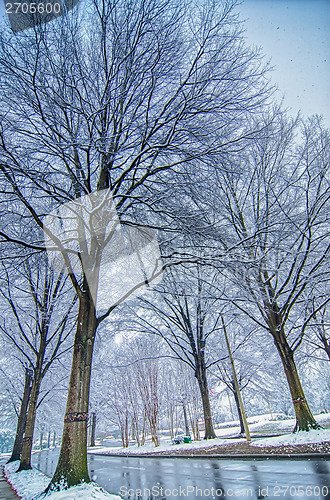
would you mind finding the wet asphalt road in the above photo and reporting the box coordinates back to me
[32,448,330,500]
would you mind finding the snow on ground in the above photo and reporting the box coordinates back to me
[217,412,330,436]
[252,428,330,448]
[3,461,121,500]
[90,413,330,456]
[89,435,244,457]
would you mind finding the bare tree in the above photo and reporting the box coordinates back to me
[135,357,160,447]
[0,0,272,487]
[107,371,132,448]
[90,333,163,448]
[133,264,231,439]
[182,113,330,431]
[0,256,76,469]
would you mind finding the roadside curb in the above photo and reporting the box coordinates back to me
[88,451,330,460]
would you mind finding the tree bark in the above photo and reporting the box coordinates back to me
[124,414,129,448]
[90,413,96,447]
[49,291,97,488]
[232,385,245,435]
[263,295,320,432]
[182,403,190,437]
[7,368,32,464]
[273,331,320,432]
[195,365,216,439]
[168,406,175,440]
[18,365,43,470]
[148,397,159,447]
[194,340,216,439]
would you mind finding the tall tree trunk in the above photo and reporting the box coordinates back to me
[49,291,97,488]
[7,368,32,464]
[135,420,140,447]
[195,366,216,439]
[168,406,175,440]
[141,414,147,446]
[119,422,125,448]
[182,403,190,437]
[125,413,129,448]
[39,432,43,450]
[273,331,320,432]
[148,398,159,447]
[18,367,43,470]
[232,384,245,435]
[89,413,96,447]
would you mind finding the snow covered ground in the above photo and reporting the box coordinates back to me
[90,435,244,456]
[2,460,121,500]
[252,428,330,447]
[90,413,330,456]
[216,412,330,437]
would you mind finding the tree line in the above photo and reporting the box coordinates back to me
[0,0,329,493]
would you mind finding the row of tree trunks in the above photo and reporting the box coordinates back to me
[119,413,129,448]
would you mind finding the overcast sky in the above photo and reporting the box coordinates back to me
[0,0,329,127]
[239,0,330,127]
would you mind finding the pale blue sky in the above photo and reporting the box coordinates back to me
[239,0,330,126]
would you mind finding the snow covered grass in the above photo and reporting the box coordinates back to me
[89,413,330,456]
[89,435,244,457]
[216,413,287,430]
[252,428,330,448]
[2,460,121,500]
[217,412,330,436]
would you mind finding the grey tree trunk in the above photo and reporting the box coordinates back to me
[90,413,96,447]
[264,297,319,432]
[232,384,245,435]
[274,333,320,432]
[182,403,190,437]
[18,363,43,471]
[195,363,216,439]
[7,368,32,463]
[49,290,97,488]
